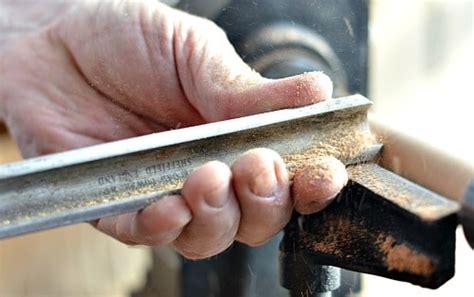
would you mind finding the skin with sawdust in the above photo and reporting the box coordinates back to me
[292,156,348,214]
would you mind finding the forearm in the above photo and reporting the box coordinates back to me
[0,0,76,50]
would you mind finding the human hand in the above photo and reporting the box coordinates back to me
[0,1,344,259]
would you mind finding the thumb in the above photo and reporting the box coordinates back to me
[172,13,333,122]
[214,71,334,121]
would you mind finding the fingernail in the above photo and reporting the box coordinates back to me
[250,169,278,197]
[204,185,230,208]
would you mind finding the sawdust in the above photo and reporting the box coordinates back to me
[310,217,353,257]
[296,161,333,181]
[87,177,185,208]
[300,217,434,277]
[301,216,370,258]
[283,115,376,179]
[377,235,434,276]
[7,175,188,225]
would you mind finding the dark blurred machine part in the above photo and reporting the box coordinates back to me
[175,0,231,18]
[178,0,368,96]
[461,179,474,248]
[239,22,348,96]
[168,1,367,297]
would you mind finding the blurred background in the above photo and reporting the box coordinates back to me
[0,0,473,296]
[367,1,473,296]
[370,0,473,165]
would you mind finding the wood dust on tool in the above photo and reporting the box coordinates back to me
[284,114,376,214]
[304,216,364,257]
[377,235,434,276]
[283,113,376,176]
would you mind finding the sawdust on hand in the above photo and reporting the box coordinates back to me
[292,156,348,214]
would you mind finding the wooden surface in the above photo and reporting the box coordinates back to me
[370,115,474,202]
[0,133,151,297]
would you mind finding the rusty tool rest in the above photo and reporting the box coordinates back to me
[1,94,473,297]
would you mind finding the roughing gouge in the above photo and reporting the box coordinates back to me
[0,95,380,239]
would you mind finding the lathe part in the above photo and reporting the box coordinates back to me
[281,163,459,289]
[280,261,340,296]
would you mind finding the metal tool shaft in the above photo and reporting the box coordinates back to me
[0,95,375,239]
